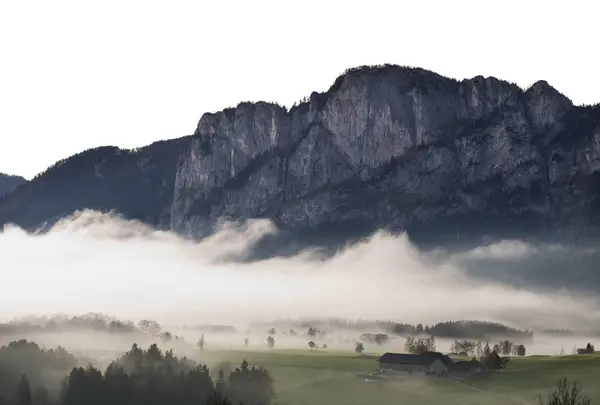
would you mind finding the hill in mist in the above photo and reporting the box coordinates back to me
[0,173,26,198]
[1,65,600,249]
[0,137,190,231]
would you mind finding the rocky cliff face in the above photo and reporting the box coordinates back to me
[171,65,600,243]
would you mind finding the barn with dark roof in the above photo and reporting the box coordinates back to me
[378,352,454,376]
[447,359,482,378]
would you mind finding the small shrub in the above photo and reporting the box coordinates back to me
[539,378,591,405]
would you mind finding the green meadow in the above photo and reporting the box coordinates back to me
[193,349,600,405]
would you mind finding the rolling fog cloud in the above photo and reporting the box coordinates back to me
[1,210,599,331]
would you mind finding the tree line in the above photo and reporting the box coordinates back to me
[0,340,79,405]
[0,314,186,345]
[402,337,516,370]
[450,339,526,357]
[2,314,149,336]
[391,320,533,340]
[0,341,274,405]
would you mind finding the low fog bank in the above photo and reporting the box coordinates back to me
[0,305,596,360]
[1,210,600,334]
[445,241,600,295]
[1,322,596,360]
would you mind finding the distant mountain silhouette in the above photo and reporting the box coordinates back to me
[0,137,190,230]
[0,173,26,198]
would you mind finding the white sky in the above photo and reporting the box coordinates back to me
[0,0,598,179]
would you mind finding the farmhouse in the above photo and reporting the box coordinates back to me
[378,352,454,376]
[447,359,482,378]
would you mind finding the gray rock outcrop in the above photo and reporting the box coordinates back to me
[171,65,600,243]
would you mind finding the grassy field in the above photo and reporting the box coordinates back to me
[191,349,600,405]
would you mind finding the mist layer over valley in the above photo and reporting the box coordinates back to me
[1,210,599,339]
[2,210,600,405]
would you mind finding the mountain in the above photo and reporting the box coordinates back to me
[171,65,600,244]
[1,65,600,246]
[0,137,191,230]
[0,174,26,198]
